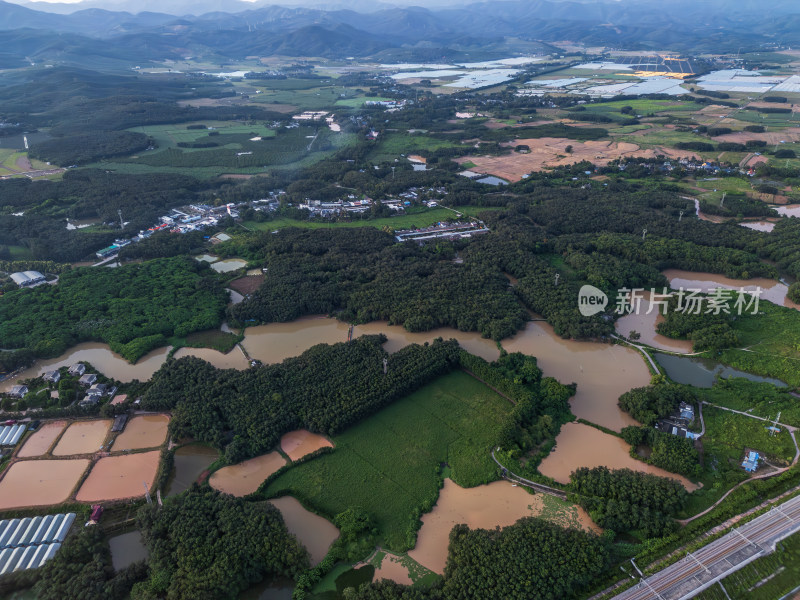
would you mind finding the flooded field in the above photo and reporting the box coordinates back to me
[76,451,160,502]
[268,496,339,566]
[279,430,333,462]
[355,322,500,362]
[112,415,170,450]
[16,421,66,458]
[52,420,111,456]
[172,346,249,370]
[242,316,500,365]
[538,422,698,490]
[0,459,89,510]
[739,221,776,233]
[242,317,349,364]
[774,204,800,218]
[615,291,693,353]
[664,269,799,310]
[211,259,248,273]
[166,444,219,496]
[368,552,413,585]
[654,353,788,388]
[502,321,650,431]
[209,452,287,497]
[408,478,598,574]
[0,343,170,392]
[109,531,149,571]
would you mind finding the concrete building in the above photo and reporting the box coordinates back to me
[742,450,760,472]
[42,371,61,384]
[8,385,28,398]
[78,374,97,386]
[68,364,86,377]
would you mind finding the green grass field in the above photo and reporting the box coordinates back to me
[701,404,796,466]
[243,205,500,233]
[128,122,277,152]
[717,302,800,387]
[575,99,704,119]
[367,133,465,164]
[264,371,513,550]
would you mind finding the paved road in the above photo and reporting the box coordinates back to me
[615,493,800,600]
[490,448,567,500]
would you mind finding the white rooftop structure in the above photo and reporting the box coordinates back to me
[9,271,45,287]
[0,513,74,573]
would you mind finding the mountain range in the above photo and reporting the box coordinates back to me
[0,0,799,66]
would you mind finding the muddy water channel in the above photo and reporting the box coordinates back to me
[209,452,287,497]
[166,445,219,496]
[538,423,699,491]
[503,321,650,432]
[0,343,170,392]
[615,291,693,354]
[172,346,250,370]
[109,531,149,571]
[408,478,598,574]
[279,430,333,462]
[242,317,501,365]
[663,269,799,310]
[268,496,339,566]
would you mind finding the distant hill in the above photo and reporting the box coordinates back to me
[1,0,800,63]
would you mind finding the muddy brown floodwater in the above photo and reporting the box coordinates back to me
[112,415,170,450]
[615,291,694,354]
[502,321,651,432]
[0,343,170,392]
[76,451,161,502]
[0,459,89,510]
[279,430,334,462]
[209,452,288,497]
[538,422,699,491]
[52,420,112,456]
[268,496,339,566]
[242,317,501,365]
[16,421,67,458]
[664,269,799,311]
[408,478,599,574]
[172,346,250,370]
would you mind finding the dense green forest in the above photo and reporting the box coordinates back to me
[570,466,687,537]
[621,426,702,478]
[135,488,307,600]
[225,227,526,340]
[348,518,607,600]
[30,131,151,165]
[143,336,461,462]
[618,384,696,426]
[0,257,227,361]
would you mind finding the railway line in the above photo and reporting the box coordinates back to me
[615,493,800,600]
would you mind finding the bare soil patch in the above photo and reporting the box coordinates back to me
[229,274,264,295]
[456,137,697,181]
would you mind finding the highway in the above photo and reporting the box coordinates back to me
[615,493,800,600]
